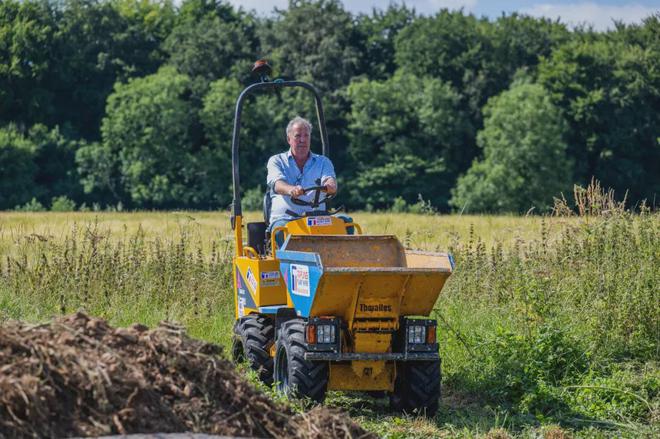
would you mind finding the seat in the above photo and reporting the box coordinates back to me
[247,222,267,255]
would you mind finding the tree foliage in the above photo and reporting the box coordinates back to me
[0,126,37,209]
[538,28,660,203]
[347,71,471,209]
[0,1,658,211]
[451,82,572,213]
[79,67,200,207]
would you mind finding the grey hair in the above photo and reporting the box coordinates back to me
[286,116,313,137]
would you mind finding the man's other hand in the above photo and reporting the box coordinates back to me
[324,180,337,195]
[289,185,305,198]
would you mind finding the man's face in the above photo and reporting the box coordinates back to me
[287,123,311,156]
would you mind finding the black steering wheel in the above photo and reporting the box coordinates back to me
[290,185,335,209]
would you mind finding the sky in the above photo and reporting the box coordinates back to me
[225,1,659,30]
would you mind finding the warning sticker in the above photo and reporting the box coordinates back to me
[261,271,280,280]
[290,264,310,297]
[306,216,332,227]
[261,271,281,287]
[246,267,258,292]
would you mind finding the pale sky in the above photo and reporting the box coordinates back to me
[225,1,659,30]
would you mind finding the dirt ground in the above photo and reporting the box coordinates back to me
[0,312,375,439]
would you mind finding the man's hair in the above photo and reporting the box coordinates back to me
[286,116,313,137]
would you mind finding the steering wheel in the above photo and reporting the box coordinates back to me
[290,185,335,208]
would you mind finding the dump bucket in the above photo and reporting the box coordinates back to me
[276,235,453,322]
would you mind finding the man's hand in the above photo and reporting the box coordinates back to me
[289,185,305,199]
[323,178,337,195]
[274,181,305,198]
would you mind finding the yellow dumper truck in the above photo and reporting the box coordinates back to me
[230,62,453,415]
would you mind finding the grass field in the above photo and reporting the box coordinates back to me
[0,209,658,438]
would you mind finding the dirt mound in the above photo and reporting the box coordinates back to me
[0,313,375,439]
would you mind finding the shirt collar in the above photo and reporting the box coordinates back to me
[286,149,317,161]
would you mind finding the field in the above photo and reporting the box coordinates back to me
[0,208,658,438]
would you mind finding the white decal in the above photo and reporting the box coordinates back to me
[238,297,246,317]
[246,267,258,292]
[307,216,332,227]
[290,264,310,297]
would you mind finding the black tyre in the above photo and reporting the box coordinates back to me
[274,319,328,403]
[390,360,441,416]
[232,314,275,385]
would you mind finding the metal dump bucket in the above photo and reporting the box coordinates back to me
[276,235,453,320]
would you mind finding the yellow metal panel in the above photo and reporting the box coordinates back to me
[405,250,453,270]
[399,273,449,316]
[285,216,348,236]
[353,333,393,354]
[309,270,448,323]
[235,257,287,307]
[234,215,243,256]
[328,362,395,391]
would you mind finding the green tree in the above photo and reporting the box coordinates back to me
[450,82,572,213]
[52,0,175,139]
[487,14,569,84]
[347,71,472,210]
[262,0,360,93]
[29,124,84,203]
[355,4,416,80]
[78,67,203,207]
[538,27,660,203]
[0,0,58,129]
[0,125,37,209]
[394,10,492,114]
[164,0,257,96]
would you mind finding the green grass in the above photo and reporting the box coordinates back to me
[0,210,658,438]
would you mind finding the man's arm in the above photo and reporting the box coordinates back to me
[275,178,336,197]
[274,180,305,198]
[267,155,304,197]
[320,156,337,195]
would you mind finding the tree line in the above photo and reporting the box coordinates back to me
[1,0,658,213]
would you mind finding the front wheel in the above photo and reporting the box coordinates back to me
[274,319,328,403]
[232,315,275,385]
[390,360,441,416]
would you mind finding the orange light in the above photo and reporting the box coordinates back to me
[426,325,437,344]
[306,324,317,344]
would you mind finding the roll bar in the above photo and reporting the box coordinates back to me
[230,80,330,227]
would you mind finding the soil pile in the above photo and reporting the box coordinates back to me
[0,313,375,439]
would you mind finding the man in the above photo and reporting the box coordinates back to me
[266,116,349,242]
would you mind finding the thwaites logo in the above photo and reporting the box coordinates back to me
[359,303,393,313]
[306,216,332,227]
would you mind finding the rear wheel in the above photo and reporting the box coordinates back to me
[232,315,275,385]
[274,319,328,403]
[390,360,441,416]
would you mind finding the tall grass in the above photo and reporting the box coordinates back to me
[0,219,236,347]
[436,204,658,429]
